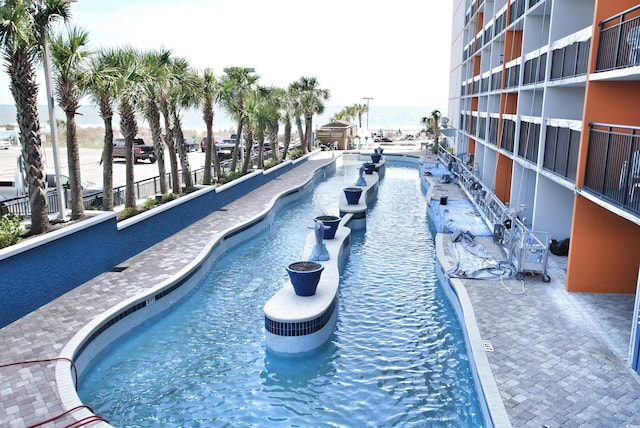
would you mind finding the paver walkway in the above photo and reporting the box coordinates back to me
[1,147,640,427]
[423,153,640,427]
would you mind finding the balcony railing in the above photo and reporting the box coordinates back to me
[523,52,547,85]
[501,118,516,153]
[550,39,590,80]
[595,5,640,72]
[518,121,540,163]
[543,123,580,181]
[583,123,640,215]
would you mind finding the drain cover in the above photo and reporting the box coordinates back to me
[110,266,128,273]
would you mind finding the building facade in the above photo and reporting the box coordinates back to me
[448,0,640,369]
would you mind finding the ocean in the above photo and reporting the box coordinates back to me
[0,104,441,136]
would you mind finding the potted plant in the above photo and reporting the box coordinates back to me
[343,187,363,205]
[315,215,340,239]
[370,153,382,163]
[286,261,324,296]
[362,162,376,174]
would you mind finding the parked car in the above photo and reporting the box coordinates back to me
[113,138,157,164]
[0,140,10,150]
[200,136,223,152]
[183,137,198,152]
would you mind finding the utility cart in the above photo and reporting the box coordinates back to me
[507,223,551,282]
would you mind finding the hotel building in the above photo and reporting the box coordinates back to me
[447,0,640,372]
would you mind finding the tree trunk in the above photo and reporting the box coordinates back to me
[174,117,193,189]
[8,52,49,234]
[99,100,114,210]
[161,101,180,193]
[65,110,84,220]
[119,100,138,208]
[145,99,168,194]
[202,104,219,184]
[241,130,253,175]
[304,113,313,153]
[283,121,292,159]
[295,115,304,153]
[230,118,244,172]
[267,125,279,163]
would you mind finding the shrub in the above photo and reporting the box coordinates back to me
[142,198,157,209]
[263,158,281,170]
[0,213,23,249]
[162,193,177,203]
[117,207,140,221]
[215,170,244,185]
[288,148,304,160]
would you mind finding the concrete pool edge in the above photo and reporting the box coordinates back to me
[435,234,512,428]
[421,160,511,428]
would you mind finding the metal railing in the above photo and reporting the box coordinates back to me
[583,123,640,215]
[550,39,590,80]
[595,5,640,72]
[436,148,550,279]
[1,147,284,219]
[543,124,580,181]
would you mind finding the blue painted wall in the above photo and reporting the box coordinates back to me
[0,159,302,328]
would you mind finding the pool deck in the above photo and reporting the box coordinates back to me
[1,145,640,427]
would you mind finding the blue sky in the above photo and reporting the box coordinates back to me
[0,0,453,109]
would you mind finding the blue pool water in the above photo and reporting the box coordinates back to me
[78,163,485,427]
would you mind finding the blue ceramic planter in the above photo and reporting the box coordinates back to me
[286,261,324,296]
[343,187,362,205]
[371,153,382,163]
[316,215,340,239]
[363,163,376,174]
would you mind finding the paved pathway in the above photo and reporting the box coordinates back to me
[1,147,640,427]
[423,152,640,427]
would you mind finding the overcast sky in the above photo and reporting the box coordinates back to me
[0,0,453,109]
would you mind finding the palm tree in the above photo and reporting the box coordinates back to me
[84,48,118,210]
[420,109,442,141]
[219,66,259,172]
[167,57,198,190]
[199,67,221,184]
[288,80,306,152]
[49,25,90,220]
[264,86,286,165]
[292,76,330,153]
[0,0,72,235]
[157,61,180,194]
[353,103,368,128]
[250,86,281,170]
[280,88,296,159]
[113,47,143,208]
[140,48,171,195]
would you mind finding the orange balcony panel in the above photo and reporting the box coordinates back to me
[495,153,513,203]
[566,196,640,293]
[504,30,523,63]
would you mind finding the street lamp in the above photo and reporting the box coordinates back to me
[43,29,66,221]
[363,97,373,130]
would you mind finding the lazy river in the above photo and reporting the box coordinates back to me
[78,160,486,426]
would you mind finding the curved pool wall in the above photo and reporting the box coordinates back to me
[54,157,336,424]
[0,157,306,329]
[54,153,507,427]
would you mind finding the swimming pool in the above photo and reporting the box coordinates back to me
[78,162,486,426]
